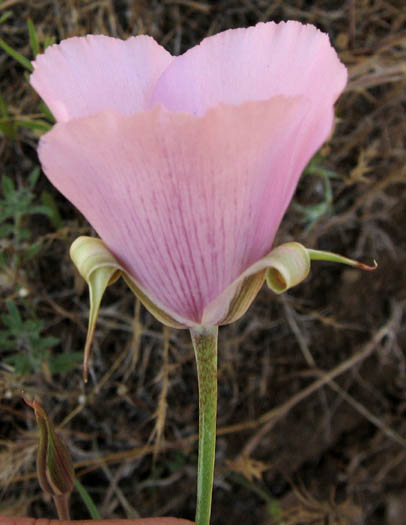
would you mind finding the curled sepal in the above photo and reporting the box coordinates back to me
[202,241,376,326]
[24,398,74,497]
[70,237,187,380]
[202,241,310,325]
[264,242,377,294]
[265,242,311,294]
[70,236,122,381]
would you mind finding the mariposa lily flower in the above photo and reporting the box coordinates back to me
[31,20,354,335]
[31,22,377,525]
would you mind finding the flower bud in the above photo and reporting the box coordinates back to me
[25,398,74,497]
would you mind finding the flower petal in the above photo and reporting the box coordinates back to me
[152,21,347,115]
[38,97,330,324]
[30,35,173,122]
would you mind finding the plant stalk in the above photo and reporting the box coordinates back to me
[190,325,218,525]
[53,493,71,520]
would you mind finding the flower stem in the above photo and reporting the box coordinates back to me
[190,325,218,525]
[53,494,71,520]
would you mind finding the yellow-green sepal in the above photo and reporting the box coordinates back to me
[207,241,376,326]
[307,248,377,271]
[70,237,187,380]
[265,241,311,294]
[70,237,122,381]
[265,242,378,294]
[264,242,377,294]
[204,241,311,325]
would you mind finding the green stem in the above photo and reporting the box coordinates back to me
[190,325,218,525]
[53,493,71,520]
[74,478,102,519]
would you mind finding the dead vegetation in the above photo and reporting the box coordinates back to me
[0,1,405,524]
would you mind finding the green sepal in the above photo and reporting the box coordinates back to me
[265,242,311,294]
[307,248,377,270]
[264,242,377,294]
[70,237,186,380]
[209,242,376,325]
[208,242,311,325]
[70,237,121,381]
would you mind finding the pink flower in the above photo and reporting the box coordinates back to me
[31,21,347,328]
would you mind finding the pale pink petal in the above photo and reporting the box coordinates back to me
[30,35,173,122]
[152,21,347,115]
[38,97,331,324]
